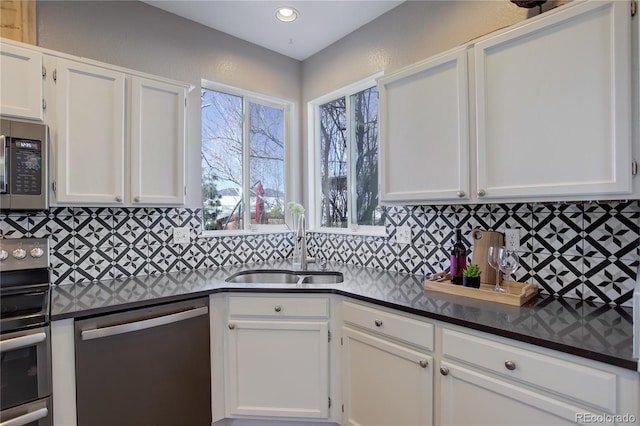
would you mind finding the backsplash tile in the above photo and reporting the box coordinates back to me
[1,201,638,306]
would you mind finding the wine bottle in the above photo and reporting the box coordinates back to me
[450,229,466,285]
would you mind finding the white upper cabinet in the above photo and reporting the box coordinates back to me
[379,0,635,204]
[53,58,126,205]
[0,43,44,121]
[474,0,632,200]
[130,76,186,205]
[378,46,470,203]
[48,57,187,207]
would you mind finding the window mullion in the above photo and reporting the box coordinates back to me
[345,94,356,230]
[242,98,251,230]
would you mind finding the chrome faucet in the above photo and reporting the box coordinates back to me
[295,215,312,270]
[295,215,321,271]
[294,215,329,271]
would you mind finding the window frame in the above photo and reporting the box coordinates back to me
[307,73,385,236]
[200,80,297,236]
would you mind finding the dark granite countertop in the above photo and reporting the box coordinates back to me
[50,261,638,371]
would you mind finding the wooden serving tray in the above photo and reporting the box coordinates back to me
[424,272,538,306]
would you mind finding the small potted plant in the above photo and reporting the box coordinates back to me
[462,264,481,288]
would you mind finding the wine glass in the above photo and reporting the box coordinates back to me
[498,247,519,290]
[487,246,502,292]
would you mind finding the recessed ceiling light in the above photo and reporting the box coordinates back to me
[275,6,298,23]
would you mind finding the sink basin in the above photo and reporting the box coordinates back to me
[298,272,344,284]
[225,269,344,285]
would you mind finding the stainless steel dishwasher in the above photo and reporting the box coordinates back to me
[74,297,211,426]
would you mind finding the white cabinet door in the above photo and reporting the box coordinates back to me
[438,362,599,426]
[475,0,632,200]
[342,326,433,426]
[54,58,126,204]
[379,46,470,203]
[130,76,185,205]
[0,43,43,121]
[226,319,330,419]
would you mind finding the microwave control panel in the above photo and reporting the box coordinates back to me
[10,139,43,196]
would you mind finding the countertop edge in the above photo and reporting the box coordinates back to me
[51,283,639,371]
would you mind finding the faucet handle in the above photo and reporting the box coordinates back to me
[316,253,327,271]
[320,258,327,271]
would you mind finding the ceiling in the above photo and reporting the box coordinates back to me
[142,1,405,61]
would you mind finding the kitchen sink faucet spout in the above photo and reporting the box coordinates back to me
[295,215,315,271]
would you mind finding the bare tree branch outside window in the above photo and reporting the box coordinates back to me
[201,88,285,230]
[319,86,383,229]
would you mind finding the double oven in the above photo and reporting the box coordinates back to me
[0,238,51,426]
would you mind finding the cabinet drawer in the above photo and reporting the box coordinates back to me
[342,301,433,351]
[228,296,329,318]
[442,329,617,413]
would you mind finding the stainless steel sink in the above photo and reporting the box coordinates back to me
[225,269,343,285]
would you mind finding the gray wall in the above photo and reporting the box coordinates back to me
[36,0,302,208]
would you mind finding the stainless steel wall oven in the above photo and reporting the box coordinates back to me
[0,238,52,426]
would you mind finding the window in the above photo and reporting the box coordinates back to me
[201,82,291,233]
[309,75,384,233]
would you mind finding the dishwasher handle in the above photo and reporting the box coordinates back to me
[0,407,48,426]
[81,305,208,341]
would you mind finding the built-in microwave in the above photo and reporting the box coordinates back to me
[0,119,48,211]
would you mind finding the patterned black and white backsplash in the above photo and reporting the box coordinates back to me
[1,201,638,306]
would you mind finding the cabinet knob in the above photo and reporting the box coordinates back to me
[456,191,465,198]
[504,360,516,371]
[228,323,235,330]
[440,366,450,376]
[374,319,383,327]
[419,360,428,368]
[115,196,122,202]
[477,189,486,197]
[274,306,282,312]
[133,196,140,203]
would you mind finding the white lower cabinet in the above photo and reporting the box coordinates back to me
[342,327,433,426]
[438,328,639,426]
[225,295,332,420]
[439,361,592,426]
[341,301,434,426]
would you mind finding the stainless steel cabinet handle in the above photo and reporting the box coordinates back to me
[456,191,465,198]
[81,306,208,341]
[374,319,383,327]
[419,360,428,368]
[440,366,450,376]
[0,407,49,426]
[228,323,235,330]
[0,332,46,353]
[477,189,486,197]
[505,360,516,371]
[274,306,282,312]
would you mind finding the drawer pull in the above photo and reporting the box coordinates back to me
[419,360,428,368]
[505,360,516,371]
[228,323,235,330]
[374,319,383,327]
[274,306,282,312]
[440,366,450,376]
